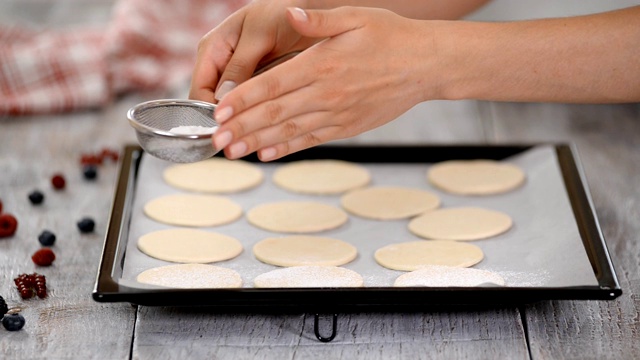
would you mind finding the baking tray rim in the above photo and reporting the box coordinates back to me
[92,143,622,309]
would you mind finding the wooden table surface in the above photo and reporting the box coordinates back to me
[1,2,639,359]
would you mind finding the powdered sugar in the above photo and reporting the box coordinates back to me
[253,266,364,288]
[168,125,217,135]
[394,265,506,287]
[136,264,242,288]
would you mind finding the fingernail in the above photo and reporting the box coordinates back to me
[260,147,277,161]
[213,131,232,150]
[288,7,308,22]
[215,80,236,100]
[228,141,247,158]
[215,106,233,123]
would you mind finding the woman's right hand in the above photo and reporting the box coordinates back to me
[189,0,320,104]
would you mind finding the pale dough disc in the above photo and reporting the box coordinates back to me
[143,193,242,227]
[374,240,484,271]
[163,157,264,193]
[340,186,441,220]
[393,265,506,287]
[272,159,371,194]
[253,266,364,288]
[253,235,357,267]
[137,228,243,263]
[247,201,348,233]
[427,159,525,195]
[136,264,242,288]
[408,206,512,241]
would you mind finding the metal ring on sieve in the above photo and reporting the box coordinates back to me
[127,99,218,139]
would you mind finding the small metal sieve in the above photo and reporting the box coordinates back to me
[127,99,219,163]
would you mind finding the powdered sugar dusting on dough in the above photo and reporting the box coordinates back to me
[394,265,506,287]
[253,266,364,288]
[136,264,242,288]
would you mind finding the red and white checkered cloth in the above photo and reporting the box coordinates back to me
[0,0,248,116]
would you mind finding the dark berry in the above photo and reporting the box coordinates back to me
[82,165,98,180]
[2,313,26,331]
[77,217,95,233]
[80,154,102,166]
[38,230,56,246]
[51,174,66,190]
[0,213,18,238]
[32,248,56,266]
[28,190,45,205]
[100,148,119,162]
[0,296,8,316]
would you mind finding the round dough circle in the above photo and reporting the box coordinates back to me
[341,186,441,220]
[138,228,243,263]
[253,266,364,288]
[394,265,506,287]
[163,158,264,193]
[273,159,371,194]
[247,201,348,233]
[136,264,242,288]
[427,159,525,195]
[253,236,357,267]
[408,206,512,241]
[143,193,242,227]
[374,240,484,271]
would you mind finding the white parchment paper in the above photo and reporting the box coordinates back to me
[120,145,598,288]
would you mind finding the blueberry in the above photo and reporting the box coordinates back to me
[83,165,98,180]
[38,230,56,246]
[77,217,95,233]
[2,313,25,331]
[82,165,98,180]
[0,296,8,316]
[28,190,44,205]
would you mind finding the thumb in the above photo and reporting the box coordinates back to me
[286,7,360,39]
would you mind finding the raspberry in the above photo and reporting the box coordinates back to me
[32,248,56,266]
[28,190,45,205]
[38,230,56,246]
[0,213,18,238]
[51,174,66,190]
[100,148,119,162]
[14,274,35,299]
[14,273,47,299]
[83,165,98,180]
[2,312,26,331]
[0,295,8,316]
[77,217,95,233]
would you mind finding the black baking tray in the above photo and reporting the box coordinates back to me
[92,143,621,311]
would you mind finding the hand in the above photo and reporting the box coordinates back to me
[212,7,436,161]
[189,0,319,104]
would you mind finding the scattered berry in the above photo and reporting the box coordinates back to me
[28,190,45,205]
[82,165,98,180]
[14,273,47,299]
[38,230,56,246]
[2,312,26,331]
[0,296,8,316]
[32,248,56,266]
[80,154,102,166]
[100,148,120,162]
[77,217,95,233]
[51,174,66,190]
[0,213,18,238]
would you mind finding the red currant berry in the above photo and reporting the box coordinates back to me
[51,174,66,190]
[0,213,18,238]
[31,248,56,266]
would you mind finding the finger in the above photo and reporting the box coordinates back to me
[189,42,225,104]
[257,126,343,162]
[286,7,362,39]
[224,111,339,159]
[214,32,272,101]
[212,86,325,152]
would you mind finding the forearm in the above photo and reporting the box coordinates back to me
[306,0,491,20]
[431,6,640,103]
